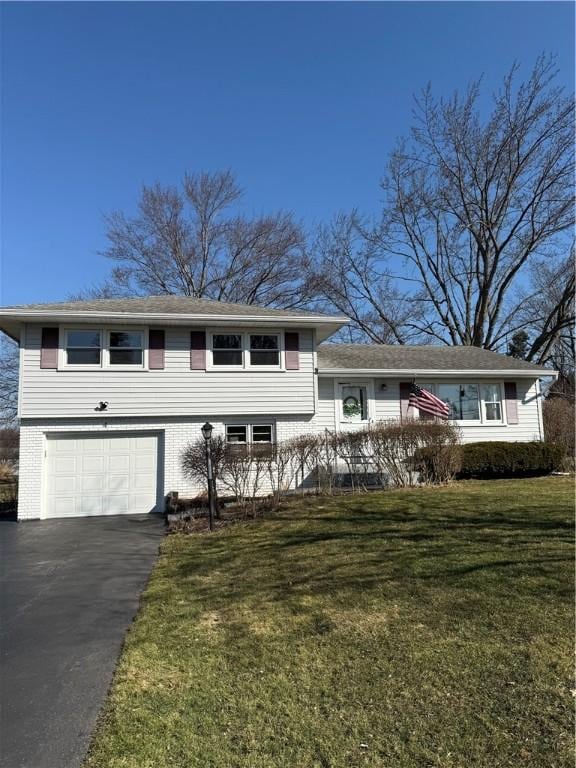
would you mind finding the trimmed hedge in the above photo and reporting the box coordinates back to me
[413,445,462,484]
[458,441,563,479]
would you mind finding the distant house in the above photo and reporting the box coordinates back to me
[0,296,555,520]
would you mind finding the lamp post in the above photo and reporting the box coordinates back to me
[201,422,215,531]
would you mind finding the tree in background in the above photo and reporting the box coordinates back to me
[0,336,19,427]
[96,170,312,309]
[311,213,417,343]
[0,336,19,477]
[312,57,575,361]
[507,331,530,360]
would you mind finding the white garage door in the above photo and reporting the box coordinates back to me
[44,433,161,518]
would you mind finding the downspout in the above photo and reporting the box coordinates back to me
[535,378,544,442]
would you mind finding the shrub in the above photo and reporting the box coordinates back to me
[367,419,461,487]
[181,435,269,517]
[413,444,463,484]
[458,441,563,479]
[0,427,18,467]
[543,397,575,459]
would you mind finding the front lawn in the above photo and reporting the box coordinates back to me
[85,477,574,768]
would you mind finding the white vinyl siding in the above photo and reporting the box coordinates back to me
[21,325,315,417]
[314,376,542,442]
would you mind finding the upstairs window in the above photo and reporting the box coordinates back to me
[109,331,143,366]
[212,334,243,366]
[65,330,101,365]
[249,334,280,366]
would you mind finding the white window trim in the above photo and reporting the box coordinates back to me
[209,332,246,371]
[59,327,149,371]
[224,424,275,444]
[207,330,285,371]
[248,333,282,370]
[105,328,147,370]
[334,379,375,426]
[414,380,507,426]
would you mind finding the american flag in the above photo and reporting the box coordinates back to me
[408,384,450,419]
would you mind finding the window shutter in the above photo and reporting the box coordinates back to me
[285,332,300,370]
[148,329,165,370]
[190,330,206,370]
[40,327,59,369]
[399,382,412,422]
[504,382,519,424]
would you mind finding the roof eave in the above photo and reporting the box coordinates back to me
[0,310,348,342]
[317,367,558,378]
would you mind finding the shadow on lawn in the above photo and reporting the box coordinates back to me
[163,494,574,617]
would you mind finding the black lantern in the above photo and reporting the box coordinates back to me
[201,422,213,441]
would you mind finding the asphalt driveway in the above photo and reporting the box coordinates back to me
[0,514,165,768]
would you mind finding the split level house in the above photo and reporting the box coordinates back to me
[0,296,555,520]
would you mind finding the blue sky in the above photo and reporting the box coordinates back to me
[1,1,574,305]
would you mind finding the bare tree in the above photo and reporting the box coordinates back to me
[313,57,575,358]
[384,56,574,356]
[520,251,575,366]
[0,336,19,427]
[311,213,418,343]
[94,170,312,309]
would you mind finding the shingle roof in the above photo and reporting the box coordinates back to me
[317,343,552,374]
[0,295,343,320]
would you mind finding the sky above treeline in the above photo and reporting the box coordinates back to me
[1,1,574,306]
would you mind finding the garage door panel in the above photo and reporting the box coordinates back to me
[132,493,155,509]
[79,496,104,516]
[107,496,130,514]
[81,456,106,473]
[44,432,161,519]
[134,454,156,472]
[109,455,130,473]
[51,497,76,517]
[108,437,133,453]
[48,475,77,493]
[108,475,130,491]
[80,475,105,492]
[134,472,156,489]
[83,439,106,453]
[53,456,77,473]
[52,439,78,454]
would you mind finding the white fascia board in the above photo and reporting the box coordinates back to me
[317,368,559,378]
[0,308,350,325]
[0,310,349,342]
[0,309,348,324]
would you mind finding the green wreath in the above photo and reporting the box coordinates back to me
[343,395,362,418]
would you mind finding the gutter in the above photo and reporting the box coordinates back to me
[317,368,559,378]
[0,309,349,325]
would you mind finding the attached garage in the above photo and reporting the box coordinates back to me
[43,432,163,519]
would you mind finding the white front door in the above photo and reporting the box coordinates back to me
[44,433,161,518]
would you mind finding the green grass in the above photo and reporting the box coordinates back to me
[85,478,575,768]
